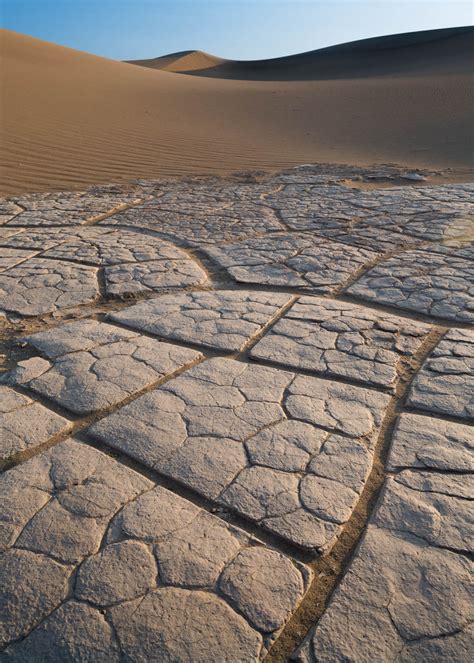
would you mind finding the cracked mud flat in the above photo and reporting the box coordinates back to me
[0,164,473,662]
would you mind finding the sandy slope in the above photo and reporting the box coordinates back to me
[1,27,473,195]
[128,50,226,73]
[128,27,474,79]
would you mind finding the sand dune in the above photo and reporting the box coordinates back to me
[127,50,226,73]
[129,27,474,80]
[1,27,473,195]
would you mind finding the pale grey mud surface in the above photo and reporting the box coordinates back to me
[89,357,390,552]
[0,164,472,662]
[249,297,431,390]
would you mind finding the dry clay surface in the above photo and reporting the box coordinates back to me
[0,165,473,661]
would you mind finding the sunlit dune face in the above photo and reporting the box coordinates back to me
[1,28,473,195]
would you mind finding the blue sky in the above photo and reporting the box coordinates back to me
[2,0,472,61]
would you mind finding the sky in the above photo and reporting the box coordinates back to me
[1,0,472,61]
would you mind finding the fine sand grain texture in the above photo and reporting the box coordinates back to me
[1,27,473,195]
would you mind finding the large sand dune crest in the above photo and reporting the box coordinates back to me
[128,50,226,74]
[1,27,473,195]
[129,27,474,80]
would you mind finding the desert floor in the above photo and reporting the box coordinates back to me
[0,163,472,661]
[1,22,473,661]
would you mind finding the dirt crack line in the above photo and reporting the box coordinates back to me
[80,196,151,226]
[335,246,406,296]
[263,325,448,662]
[78,432,314,564]
[1,351,208,473]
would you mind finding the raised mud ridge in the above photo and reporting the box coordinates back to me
[1,164,472,662]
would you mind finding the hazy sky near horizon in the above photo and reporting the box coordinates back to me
[2,0,472,60]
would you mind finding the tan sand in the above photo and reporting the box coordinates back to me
[129,28,474,79]
[1,27,473,195]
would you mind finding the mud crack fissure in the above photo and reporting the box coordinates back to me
[1,167,472,663]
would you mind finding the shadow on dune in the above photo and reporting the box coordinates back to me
[128,27,474,80]
[2,25,473,195]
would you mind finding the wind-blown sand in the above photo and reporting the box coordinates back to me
[1,27,473,195]
[128,27,474,80]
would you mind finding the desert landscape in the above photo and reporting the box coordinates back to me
[1,26,473,194]
[0,17,473,663]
